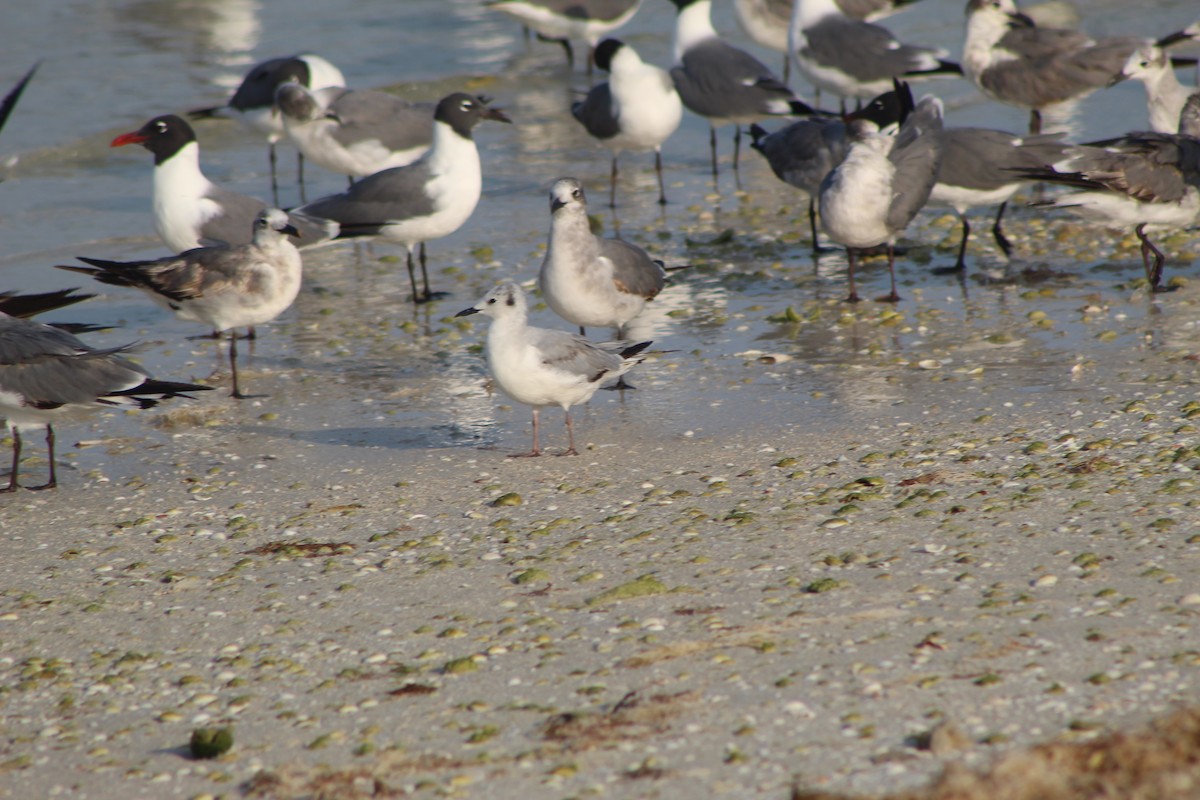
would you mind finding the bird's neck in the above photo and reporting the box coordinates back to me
[154,142,214,198]
[673,0,716,63]
[547,209,599,262]
[426,121,479,175]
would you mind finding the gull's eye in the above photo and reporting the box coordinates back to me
[156,121,168,132]
[486,297,496,305]
[572,189,581,199]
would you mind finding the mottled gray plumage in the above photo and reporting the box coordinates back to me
[883,98,944,233]
[798,16,957,85]
[671,39,798,122]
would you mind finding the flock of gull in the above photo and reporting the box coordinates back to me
[2,0,1200,488]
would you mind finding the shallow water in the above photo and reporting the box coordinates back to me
[1,0,1199,475]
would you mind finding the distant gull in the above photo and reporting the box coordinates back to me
[735,0,927,80]
[0,311,211,491]
[1015,95,1200,292]
[110,114,336,254]
[1115,33,1200,134]
[668,0,817,175]
[961,0,1194,134]
[58,209,303,398]
[538,177,667,343]
[789,0,961,106]
[818,82,943,302]
[189,54,345,203]
[929,127,1067,272]
[485,0,642,69]
[571,38,682,206]
[294,93,510,304]
[750,87,907,253]
[455,282,651,457]
[275,84,434,183]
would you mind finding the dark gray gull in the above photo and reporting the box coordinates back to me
[668,0,817,175]
[276,84,434,181]
[455,282,651,457]
[571,39,682,206]
[962,0,1194,134]
[293,93,510,304]
[818,83,944,302]
[1015,95,1200,292]
[750,86,909,253]
[790,0,961,105]
[1115,34,1199,134]
[929,127,1068,272]
[485,0,642,69]
[537,177,667,342]
[111,114,336,254]
[189,54,345,202]
[57,209,302,399]
[0,312,211,491]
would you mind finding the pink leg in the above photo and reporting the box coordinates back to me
[510,408,542,458]
[561,410,579,456]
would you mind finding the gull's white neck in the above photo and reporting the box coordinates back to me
[673,1,716,63]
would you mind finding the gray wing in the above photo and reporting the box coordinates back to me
[328,90,434,153]
[597,238,665,299]
[938,128,1067,190]
[1058,135,1199,204]
[800,17,943,82]
[530,327,622,382]
[996,24,1094,62]
[673,40,794,119]
[572,83,620,140]
[753,118,848,193]
[72,243,262,303]
[295,161,438,229]
[0,314,147,407]
[199,184,267,247]
[504,0,638,20]
[885,96,942,231]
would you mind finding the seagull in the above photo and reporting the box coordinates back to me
[1115,35,1199,134]
[110,114,337,254]
[485,0,642,69]
[57,209,302,398]
[455,282,651,457]
[538,177,667,341]
[818,83,944,302]
[189,54,345,203]
[961,0,1192,134]
[929,127,1067,272]
[734,0,926,80]
[293,93,511,304]
[789,0,961,107]
[571,38,682,206]
[667,0,818,175]
[275,84,434,181]
[749,86,908,252]
[0,312,212,491]
[1015,95,1200,293]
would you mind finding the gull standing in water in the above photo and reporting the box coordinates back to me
[571,38,682,207]
[58,209,302,398]
[818,83,943,302]
[189,54,345,203]
[456,282,651,457]
[1,313,211,491]
[294,93,510,304]
[667,0,817,175]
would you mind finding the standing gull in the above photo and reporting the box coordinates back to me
[485,0,642,69]
[57,209,303,398]
[110,114,336,254]
[667,0,817,175]
[189,54,345,203]
[1015,95,1200,293]
[275,84,434,182]
[538,177,667,342]
[294,93,510,304]
[750,86,908,253]
[789,0,961,106]
[571,38,682,206]
[818,83,944,302]
[735,0,927,81]
[961,0,1192,134]
[1,313,211,491]
[929,127,1067,272]
[455,282,651,457]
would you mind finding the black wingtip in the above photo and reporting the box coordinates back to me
[0,61,41,138]
[620,341,653,360]
[186,106,225,121]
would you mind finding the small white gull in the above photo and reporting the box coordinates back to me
[455,282,651,457]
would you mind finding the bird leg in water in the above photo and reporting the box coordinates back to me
[992,201,1011,257]
[1136,222,1166,291]
[28,425,57,491]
